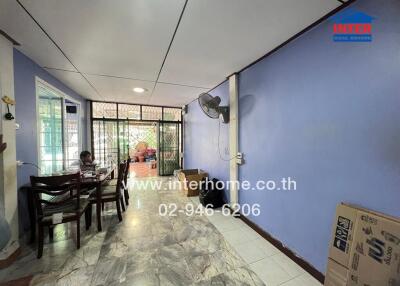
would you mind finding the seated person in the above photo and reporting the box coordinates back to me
[80,151,93,166]
[74,151,97,195]
[71,151,96,171]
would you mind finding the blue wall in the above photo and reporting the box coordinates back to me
[184,81,230,201]
[184,0,400,274]
[13,49,87,232]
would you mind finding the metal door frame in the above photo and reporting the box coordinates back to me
[158,121,181,176]
[89,101,182,167]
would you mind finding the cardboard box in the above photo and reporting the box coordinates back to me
[328,204,359,268]
[326,203,400,286]
[177,169,208,197]
[325,258,349,286]
[348,211,400,286]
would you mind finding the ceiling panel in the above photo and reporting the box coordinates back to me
[3,0,342,105]
[85,74,155,105]
[20,0,186,81]
[159,0,341,88]
[149,83,208,107]
[45,69,100,100]
[0,0,76,71]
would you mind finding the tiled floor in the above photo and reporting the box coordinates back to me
[0,177,322,286]
[130,162,157,178]
[190,197,322,286]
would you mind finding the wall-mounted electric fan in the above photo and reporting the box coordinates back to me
[198,93,229,123]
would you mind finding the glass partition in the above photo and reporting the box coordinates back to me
[90,101,182,174]
[142,106,162,121]
[92,102,117,118]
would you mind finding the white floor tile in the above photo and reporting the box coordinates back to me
[271,253,305,278]
[190,196,200,204]
[250,258,292,286]
[301,273,323,286]
[207,212,229,223]
[252,238,281,257]
[230,241,267,264]
[240,225,263,241]
[280,273,322,286]
[205,203,319,286]
[221,228,252,246]
[212,217,245,233]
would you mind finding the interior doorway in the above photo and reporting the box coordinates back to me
[119,121,158,178]
[90,101,182,177]
[158,122,181,176]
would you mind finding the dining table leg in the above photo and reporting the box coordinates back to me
[96,182,102,231]
[27,187,36,243]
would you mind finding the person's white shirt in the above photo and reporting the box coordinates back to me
[70,159,98,171]
[70,159,83,168]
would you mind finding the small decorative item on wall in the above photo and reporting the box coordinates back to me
[2,95,15,120]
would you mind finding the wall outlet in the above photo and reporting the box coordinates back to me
[236,152,244,165]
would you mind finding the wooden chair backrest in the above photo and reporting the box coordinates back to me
[114,161,127,195]
[123,158,131,187]
[30,172,81,217]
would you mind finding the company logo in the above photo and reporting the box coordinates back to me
[367,237,385,263]
[331,9,375,42]
[333,216,351,252]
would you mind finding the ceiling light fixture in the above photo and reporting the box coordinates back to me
[133,87,147,93]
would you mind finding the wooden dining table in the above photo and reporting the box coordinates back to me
[21,166,115,243]
[81,167,115,232]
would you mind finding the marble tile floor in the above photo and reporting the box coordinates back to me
[0,177,321,286]
[189,197,322,286]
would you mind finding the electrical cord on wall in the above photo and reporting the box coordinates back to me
[18,161,41,171]
[217,118,237,162]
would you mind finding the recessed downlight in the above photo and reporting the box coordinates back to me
[133,87,147,93]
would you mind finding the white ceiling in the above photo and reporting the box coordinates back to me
[83,74,156,105]
[150,83,209,107]
[0,0,341,107]
[159,0,340,88]
[0,0,76,71]
[44,69,99,100]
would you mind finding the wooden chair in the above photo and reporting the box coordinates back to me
[92,161,127,222]
[122,158,131,206]
[30,173,91,258]
[105,158,131,209]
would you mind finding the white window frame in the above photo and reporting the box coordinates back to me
[35,77,83,173]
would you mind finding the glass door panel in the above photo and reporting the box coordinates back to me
[158,122,180,176]
[118,120,129,161]
[128,122,157,150]
[93,120,118,166]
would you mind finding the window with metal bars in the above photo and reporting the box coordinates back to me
[118,104,140,120]
[92,102,117,119]
[163,107,181,121]
[37,79,82,175]
[142,106,162,121]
